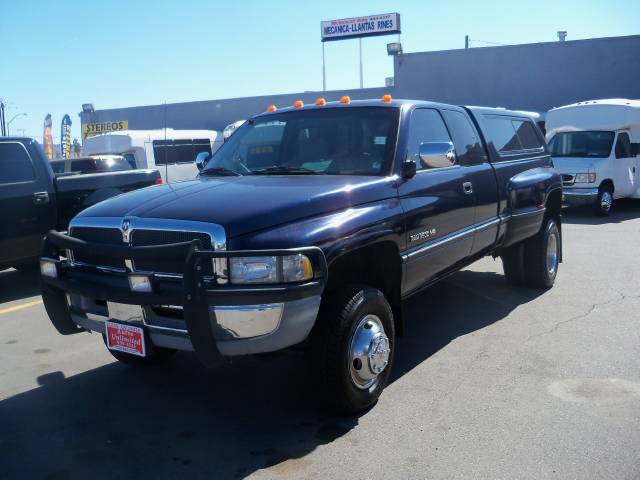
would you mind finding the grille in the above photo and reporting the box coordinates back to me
[132,230,212,274]
[69,227,213,275]
[70,227,126,269]
[562,174,575,186]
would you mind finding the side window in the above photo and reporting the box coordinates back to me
[483,116,522,153]
[442,110,485,165]
[407,109,452,170]
[0,143,36,184]
[615,132,632,159]
[512,120,543,150]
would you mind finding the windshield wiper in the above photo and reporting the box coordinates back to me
[199,167,241,176]
[250,166,319,175]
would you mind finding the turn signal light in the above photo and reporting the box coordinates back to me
[293,100,304,108]
[381,94,393,103]
[129,275,152,293]
[315,97,327,106]
[339,96,351,104]
[266,104,277,112]
[40,259,57,279]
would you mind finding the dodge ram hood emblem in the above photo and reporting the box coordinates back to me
[121,218,132,243]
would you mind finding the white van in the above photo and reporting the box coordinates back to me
[82,129,223,183]
[546,99,640,215]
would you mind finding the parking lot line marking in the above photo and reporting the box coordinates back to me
[0,299,43,315]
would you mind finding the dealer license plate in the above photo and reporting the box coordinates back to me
[105,321,146,357]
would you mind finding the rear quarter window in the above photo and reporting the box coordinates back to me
[483,115,543,156]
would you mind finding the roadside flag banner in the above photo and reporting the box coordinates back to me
[43,114,54,160]
[61,114,72,159]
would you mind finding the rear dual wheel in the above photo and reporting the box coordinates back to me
[502,217,560,289]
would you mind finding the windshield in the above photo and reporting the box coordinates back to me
[548,131,615,158]
[201,107,399,176]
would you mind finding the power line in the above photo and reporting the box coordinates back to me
[468,38,509,47]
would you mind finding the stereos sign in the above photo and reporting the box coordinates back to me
[82,120,128,138]
[321,13,400,42]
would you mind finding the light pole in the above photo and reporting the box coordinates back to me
[7,113,27,136]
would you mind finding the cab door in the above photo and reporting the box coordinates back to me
[0,142,55,266]
[398,108,476,295]
[613,132,636,198]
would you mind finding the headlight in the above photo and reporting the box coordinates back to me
[229,254,313,285]
[574,172,596,183]
[230,256,278,284]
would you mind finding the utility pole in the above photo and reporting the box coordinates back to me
[0,100,6,136]
[358,38,363,89]
[465,35,469,49]
[322,42,326,91]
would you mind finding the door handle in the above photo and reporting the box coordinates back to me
[33,191,50,205]
[462,182,473,194]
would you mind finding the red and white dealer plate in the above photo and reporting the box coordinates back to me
[105,321,146,357]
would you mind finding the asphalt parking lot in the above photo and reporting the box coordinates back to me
[1,203,640,480]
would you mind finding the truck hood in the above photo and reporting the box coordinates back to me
[76,175,398,238]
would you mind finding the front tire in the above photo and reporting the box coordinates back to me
[596,185,613,216]
[310,285,395,414]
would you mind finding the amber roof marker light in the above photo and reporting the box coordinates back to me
[315,98,327,106]
[381,94,393,103]
[266,104,277,112]
[339,96,351,104]
[293,100,304,108]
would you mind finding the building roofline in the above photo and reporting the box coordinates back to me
[399,33,640,57]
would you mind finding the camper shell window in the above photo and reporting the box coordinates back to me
[153,138,212,166]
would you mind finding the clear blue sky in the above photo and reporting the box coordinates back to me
[2,0,638,141]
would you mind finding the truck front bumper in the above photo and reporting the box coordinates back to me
[562,188,599,207]
[40,231,327,366]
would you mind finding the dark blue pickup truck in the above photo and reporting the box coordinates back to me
[40,98,562,413]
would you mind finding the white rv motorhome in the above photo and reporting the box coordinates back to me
[82,129,223,183]
[546,99,640,215]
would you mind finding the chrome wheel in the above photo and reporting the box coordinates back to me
[348,314,390,390]
[546,229,558,276]
[600,191,612,212]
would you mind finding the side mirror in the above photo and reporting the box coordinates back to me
[418,142,456,169]
[195,151,211,171]
[401,160,417,179]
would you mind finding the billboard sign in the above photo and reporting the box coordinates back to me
[82,120,128,138]
[60,114,72,159]
[321,13,400,42]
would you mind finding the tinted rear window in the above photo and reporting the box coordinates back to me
[483,116,543,154]
[512,120,542,149]
[0,142,36,184]
[483,116,522,153]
